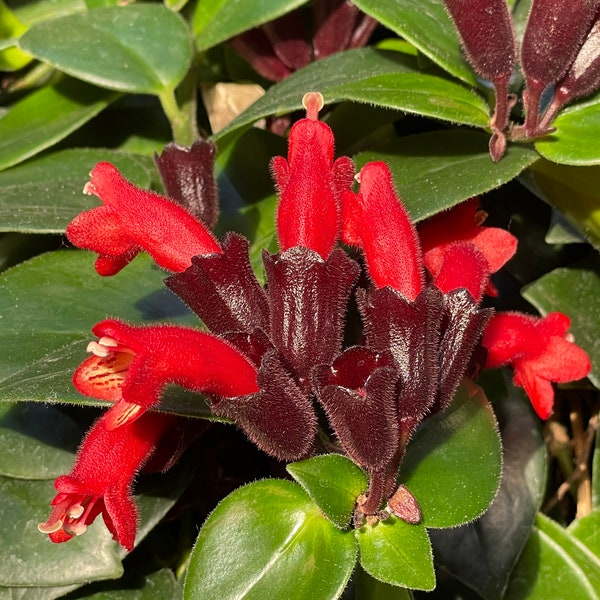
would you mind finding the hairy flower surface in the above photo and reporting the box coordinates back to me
[482,312,591,418]
[67,162,222,275]
[38,411,174,550]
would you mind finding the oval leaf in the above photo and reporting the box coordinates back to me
[19,5,193,94]
[0,77,116,171]
[353,0,476,84]
[399,381,502,529]
[194,0,307,51]
[356,129,539,222]
[183,479,357,600]
[287,454,368,529]
[356,516,434,591]
[429,370,547,600]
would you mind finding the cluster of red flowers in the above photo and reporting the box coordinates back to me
[444,0,600,160]
[38,92,590,550]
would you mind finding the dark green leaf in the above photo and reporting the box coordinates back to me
[595,423,600,510]
[429,370,547,600]
[212,48,471,143]
[535,97,600,166]
[0,476,123,587]
[569,509,600,559]
[505,524,597,599]
[0,251,198,411]
[0,78,116,171]
[529,159,600,249]
[287,454,368,529]
[522,261,600,388]
[194,0,308,51]
[356,516,434,591]
[504,513,600,600]
[355,130,539,222]
[399,382,502,529]
[0,402,82,479]
[11,0,86,26]
[19,5,193,94]
[353,0,476,84]
[183,479,357,600]
[0,149,155,234]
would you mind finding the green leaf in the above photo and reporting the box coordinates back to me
[353,0,476,84]
[194,0,307,51]
[569,508,600,559]
[19,5,193,94]
[429,370,547,600]
[356,516,435,591]
[0,251,202,414]
[522,261,600,388]
[287,454,368,529]
[0,78,116,171]
[355,130,539,222]
[183,479,357,600]
[0,149,155,233]
[399,382,502,529]
[0,476,123,587]
[504,513,600,600]
[535,97,600,165]
[0,0,31,71]
[212,48,473,143]
[595,424,600,509]
[529,159,600,249]
[0,402,82,479]
[11,0,86,26]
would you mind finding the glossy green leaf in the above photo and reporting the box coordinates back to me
[356,516,434,591]
[183,479,357,600]
[0,251,208,417]
[429,370,547,600]
[287,454,368,529]
[0,78,116,171]
[504,514,600,600]
[0,402,82,479]
[529,159,600,249]
[19,5,193,94]
[522,261,600,388]
[213,48,479,143]
[569,509,600,559]
[194,0,307,51]
[595,424,600,510]
[0,476,123,586]
[353,0,476,84]
[0,149,155,233]
[535,97,600,165]
[356,129,539,223]
[399,382,502,529]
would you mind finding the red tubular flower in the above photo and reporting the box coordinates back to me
[38,411,175,551]
[482,312,591,418]
[419,199,518,298]
[74,319,260,430]
[270,92,354,259]
[341,161,424,301]
[67,162,222,276]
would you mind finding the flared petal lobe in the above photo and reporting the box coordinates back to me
[67,162,222,275]
[74,319,260,430]
[482,312,591,418]
[39,411,174,550]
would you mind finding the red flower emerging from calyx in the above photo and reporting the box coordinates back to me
[482,312,591,418]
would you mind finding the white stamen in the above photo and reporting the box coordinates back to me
[82,182,94,195]
[64,522,88,536]
[38,519,63,534]
[87,341,110,357]
[67,504,85,519]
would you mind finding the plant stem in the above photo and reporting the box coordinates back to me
[159,86,198,146]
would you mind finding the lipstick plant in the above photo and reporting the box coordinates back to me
[0,2,598,600]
